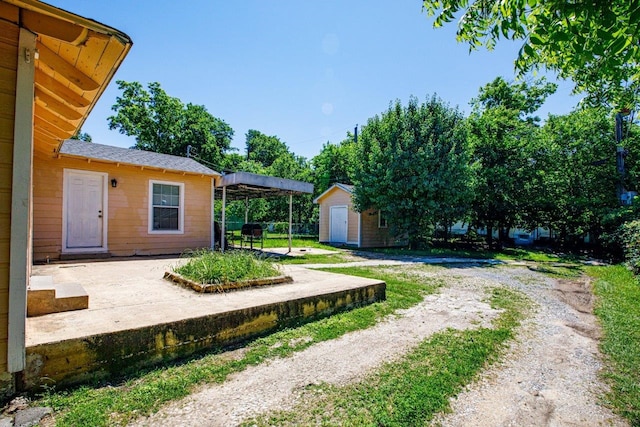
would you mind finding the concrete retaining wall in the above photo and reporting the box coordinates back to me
[21,280,385,391]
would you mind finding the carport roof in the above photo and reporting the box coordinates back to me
[216,171,313,201]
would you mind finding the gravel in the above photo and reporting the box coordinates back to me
[129,262,627,427]
[433,266,626,427]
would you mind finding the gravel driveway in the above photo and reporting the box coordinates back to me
[130,261,627,426]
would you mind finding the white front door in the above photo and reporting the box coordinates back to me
[330,206,348,243]
[64,170,106,249]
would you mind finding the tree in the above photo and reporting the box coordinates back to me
[471,77,557,119]
[238,131,315,224]
[537,108,626,245]
[108,81,233,167]
[222,159,271,225]
[245,129,289,168]
[268,154,315,224]
[353,95,473,249]
[70,128,92,142]
[312,136,357,194]
[468,77,555,248]
[422,0,640,107]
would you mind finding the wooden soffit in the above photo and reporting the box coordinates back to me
[0,0,132,154]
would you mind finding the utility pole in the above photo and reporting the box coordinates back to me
[354,124,358,143]
[615,110,632,204]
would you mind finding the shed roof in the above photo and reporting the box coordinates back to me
[313,183,354,203]
[216,171,313,201]
[58,139,220,176]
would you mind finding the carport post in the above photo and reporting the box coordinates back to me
[221,186,226,253]
[211,181,215,249]
[245,196,249,223]
[288,192,293,253]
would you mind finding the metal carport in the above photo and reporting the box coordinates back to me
[214,172,314,252]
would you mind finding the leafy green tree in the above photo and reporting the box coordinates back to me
[234,131,316,225]
[422,0,640,107]
[312,136,357,194]
[108,81,233,167]
[471,77,557,120]
[268,154,315,224]
[353,95,473,249]
[537,108,624,245]
[218,152,245,173]
[468,77,555,248]
[70,128,92,142]
[245,129,289,168]
[221,159,271,224]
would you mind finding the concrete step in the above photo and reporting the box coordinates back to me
[28,276,89,317]
[59,252,110,261]
[29,275,54,289]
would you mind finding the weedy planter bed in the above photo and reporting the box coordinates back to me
[164,270,293,293]
[166,249,292,293]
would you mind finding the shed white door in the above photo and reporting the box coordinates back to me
[65,171,104,248]
[330,206,348,243]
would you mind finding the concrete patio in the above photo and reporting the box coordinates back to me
[24,255,385,391]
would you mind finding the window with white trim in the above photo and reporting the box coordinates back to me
[149,180,184,234]
[378,211,388,228]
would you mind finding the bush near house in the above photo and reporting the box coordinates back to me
[619,220,640,275]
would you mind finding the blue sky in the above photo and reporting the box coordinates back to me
[52,0,579,160]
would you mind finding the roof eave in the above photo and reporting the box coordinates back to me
[313,183,353,203]
[57,152,220,177]
[4,0,132,45]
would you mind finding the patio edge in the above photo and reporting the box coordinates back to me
[20,279,386,391]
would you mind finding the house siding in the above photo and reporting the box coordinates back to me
[316,185,400,248]
[33,152,213,261]
[0,16,19,378]
[360,208,393,247]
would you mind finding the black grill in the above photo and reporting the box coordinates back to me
[240,223,263,249]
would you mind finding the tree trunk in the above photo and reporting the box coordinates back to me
[443,220,450,244]
[499,226,508,245]
[486,226,493,249]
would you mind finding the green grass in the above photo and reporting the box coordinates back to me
[493,247,570,263]
[37,267,441,426]
[173,249,281,284]
[259,236,335,250]
[588,265,640,425]
[525,263,584,278]
[245,286,530,426]
[361,245,493,259]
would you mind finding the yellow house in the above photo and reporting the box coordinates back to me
[314,183,399,248]
[33,139,220,261]
[0,0,132,397]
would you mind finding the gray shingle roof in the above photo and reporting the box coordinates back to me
[59,139,220,176]
[336,183,354,193]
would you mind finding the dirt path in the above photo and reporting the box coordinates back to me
[130,263,626,426]
[433,268,626,427]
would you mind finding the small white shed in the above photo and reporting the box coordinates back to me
[313,183,398,248]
